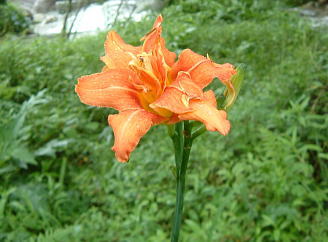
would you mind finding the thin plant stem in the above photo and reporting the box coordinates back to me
[171,121,193,242]
[61,0,73,38]
[191,125,206,140]
[113,0,124,27]
[67,1,84,39]
[59,158,67,185]
[172,122,184,170]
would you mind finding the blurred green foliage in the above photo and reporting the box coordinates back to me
[0,0,327,241]
[0,2,30,36]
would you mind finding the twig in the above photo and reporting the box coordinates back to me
[61,0,73,38]
[67,1,84,38]
[124,4,137,28]
[111,0,124,28]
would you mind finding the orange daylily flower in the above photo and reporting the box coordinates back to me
[75,15,237,162]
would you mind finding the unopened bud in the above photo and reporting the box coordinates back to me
[223,66,244,110]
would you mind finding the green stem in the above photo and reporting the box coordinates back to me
[171,121,193,242]
[191,125,206,140]
[59,158,67,185]
[172,122,184,170]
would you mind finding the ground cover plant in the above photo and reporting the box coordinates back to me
[0,0,327,241]
[0,2,30,36]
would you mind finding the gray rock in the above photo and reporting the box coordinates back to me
[33,0,56,13]
[44,15,58,23]
[33,13,47,23]
[55,0,86,14]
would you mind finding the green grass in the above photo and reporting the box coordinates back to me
[0,0,327,241]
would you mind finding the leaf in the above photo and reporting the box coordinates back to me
[262,215,275,227]
[0,188,16,219]
[11,145,37,167]
[185,219,207,239]
[318,153,328,160]
[0,164,17,175]
[35,139,72,157]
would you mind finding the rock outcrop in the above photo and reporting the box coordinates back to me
[33,0,56,13]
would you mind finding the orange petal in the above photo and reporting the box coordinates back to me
[178,91,231,136]
[167,114,180,124]
[102,31,141,69]
[105,31,141,55]
[101,65,110,72]
[141,16,163,51]
[151,72,203,114]
[150,42,171,85]
[171,49,237,89]
[142,15,176,67]
[160,38,176,67]
[153,15,163,28]
[75,70,141,111]
[108,109,164,162]
[170,72,203,98]
[171,49,203,78]
[150,86,192,114]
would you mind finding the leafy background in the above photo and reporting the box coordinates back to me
[0,0,327,241]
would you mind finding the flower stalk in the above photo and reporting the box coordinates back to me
[170,121,193,242]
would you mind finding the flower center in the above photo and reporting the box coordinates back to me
[129,53,172,118]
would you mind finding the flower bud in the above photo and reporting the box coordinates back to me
[223,66,244,110]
